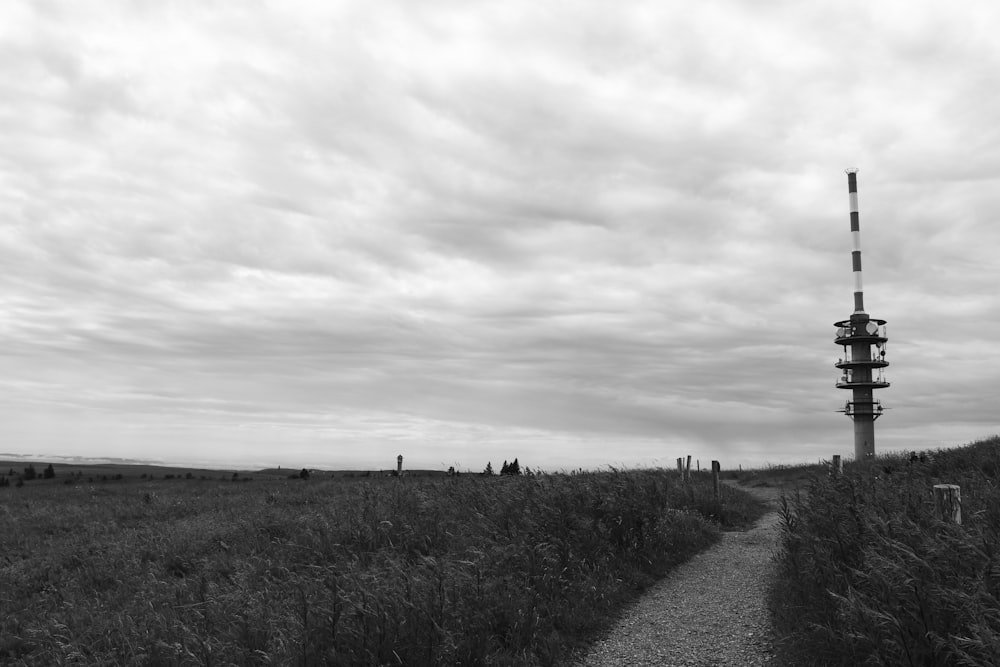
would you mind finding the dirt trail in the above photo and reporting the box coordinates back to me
[573,482,785,667]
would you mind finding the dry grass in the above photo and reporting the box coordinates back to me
[0,467,766,665]
[769,436,1000,666]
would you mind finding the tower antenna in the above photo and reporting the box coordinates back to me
[834,169,889,460]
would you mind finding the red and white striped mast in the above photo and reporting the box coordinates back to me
[834,169,889,460]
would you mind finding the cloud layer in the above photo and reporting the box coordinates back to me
[3,0,1000,470]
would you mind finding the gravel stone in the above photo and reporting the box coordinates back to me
[572,484,784,667]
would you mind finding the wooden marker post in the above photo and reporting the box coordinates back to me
[711,460,721,501]
[933,484,961,524]
[677,458,683,475]
[832,455,842,477]
[685,455,692,482]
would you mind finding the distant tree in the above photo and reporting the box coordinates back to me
[483,462,494,476]
[299,468,310,480]
[43,464,55,479]
[23,465,37,481]
[232,472,239,481]
[502,458,521,476]
[448,466,455,476]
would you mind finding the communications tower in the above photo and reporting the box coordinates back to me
[834,169,889,460]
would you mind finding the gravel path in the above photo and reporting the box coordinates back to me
[572,483,784,667]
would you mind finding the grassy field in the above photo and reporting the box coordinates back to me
[768,436,1000,667]
[724,461,826,491]
[0,465,766,665]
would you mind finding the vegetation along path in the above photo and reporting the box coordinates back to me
[574,482,784,667]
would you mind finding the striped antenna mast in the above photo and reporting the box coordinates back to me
[835,168,889,461]
[846,168,864,314]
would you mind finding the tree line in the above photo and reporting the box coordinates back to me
[481,458,536,476]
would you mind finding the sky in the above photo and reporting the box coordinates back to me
[2,1,999,472]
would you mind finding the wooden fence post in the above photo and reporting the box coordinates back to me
[676,458,683,475]
[685,455,692,482]
[934,484,961,524]
[832,455,842,477]
[712,460,721,501]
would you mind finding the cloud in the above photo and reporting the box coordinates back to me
[3,0,1000,470]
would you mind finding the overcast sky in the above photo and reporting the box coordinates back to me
[2,1,999,472]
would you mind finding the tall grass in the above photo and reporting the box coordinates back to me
[771,436,1000,666]
[0,468,765,665]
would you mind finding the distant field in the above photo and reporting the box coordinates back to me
[0,465,766,665]
[0,461,449,483]
[724,461,825,491]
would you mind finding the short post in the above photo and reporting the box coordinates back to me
[677,458,683,475]
[933,484,961,524]
[685,455,692,482]
[397,455,403,477]
[712,460,721,501]
[832,455,842,477]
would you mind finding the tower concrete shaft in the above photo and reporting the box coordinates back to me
[835,170,889,460]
